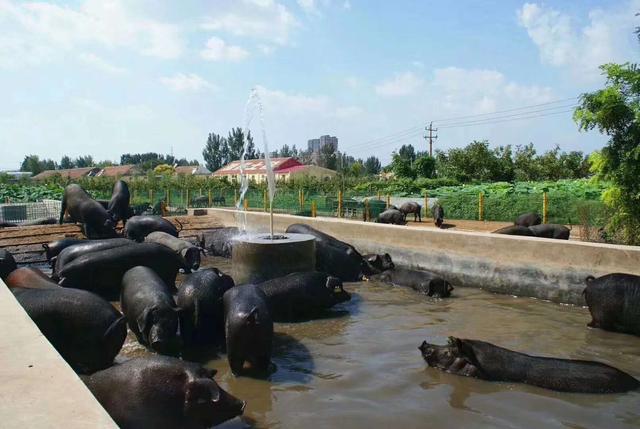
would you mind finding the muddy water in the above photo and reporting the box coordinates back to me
[119,256,640,429]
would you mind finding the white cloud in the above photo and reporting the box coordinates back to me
[201,0,299,46]
[430,67,554,114]
[517,1,640,82]
[159,73,216,92]
[375,72,425,97]
[255,85,361,119]
[345,76,362,88]
[411,60,425,69]
[200,37,249,62]
[0,0,183,68]
[297,0,318,15]
[78,52,126,74]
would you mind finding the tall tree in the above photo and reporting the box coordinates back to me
[226,128,257,161]
[318,143,337,170]
[364,156,381,175]
[574,61,640,244]
[74,155,94,168]
[202,133,225,172]
[20,155,44,174]
[59,155,74,169]
[414,155,436,178]
[398,144,417,163]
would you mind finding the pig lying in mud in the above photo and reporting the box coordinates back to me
[419,337,639,393]
[370,267,453,298]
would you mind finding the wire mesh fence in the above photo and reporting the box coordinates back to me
[0,199,62,223]
[1,184,606,227]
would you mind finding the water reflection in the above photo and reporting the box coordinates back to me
[116,256,640,429]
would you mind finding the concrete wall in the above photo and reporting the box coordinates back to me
[0,281,117,428]
[197,209,640,305]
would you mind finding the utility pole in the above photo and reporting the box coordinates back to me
[424,122,438,157]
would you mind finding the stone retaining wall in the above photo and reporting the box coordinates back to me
[197,209,640,305]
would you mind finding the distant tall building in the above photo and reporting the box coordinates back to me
[307,135,338,153]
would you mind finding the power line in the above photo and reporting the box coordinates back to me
[424,122,438,157]
[438,108,575,129]
[431,96,578,124]
[343,97,579,153]
[435,104,577,128]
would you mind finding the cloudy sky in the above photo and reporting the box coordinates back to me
[1,0,639,169]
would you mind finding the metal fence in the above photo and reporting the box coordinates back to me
[0,199,62,223]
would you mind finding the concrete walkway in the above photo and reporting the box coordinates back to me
[0,281,116,428]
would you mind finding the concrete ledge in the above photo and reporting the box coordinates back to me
[0,281,117,428]
[198,209,640,305]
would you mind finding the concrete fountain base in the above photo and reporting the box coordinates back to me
[232,232,316,284]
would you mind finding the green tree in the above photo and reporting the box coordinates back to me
[226,128,256,161]
[202,133,226,172]
[350,161,364,177]
[20,155,44,174]
[60,155,74,169]
[319,143,337,170]
[390,153,416,179]
[398,144,417,163]
[574,62,640,244]
[513,143,540,181]
[75,155,94,168]
[414,155,436,178]
[364,156,381,175]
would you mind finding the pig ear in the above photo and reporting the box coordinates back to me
[246,307,259,325]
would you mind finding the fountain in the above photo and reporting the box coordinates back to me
[231,88,315,284]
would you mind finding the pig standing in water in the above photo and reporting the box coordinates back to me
[82,356,245,429]
[12,287,126,373]
[419,337,639,393]
[584,273,640,336]
[145,231,202,272]
[256,271,350,322]
[176,268,235,346]
[223,284,273,376]
[121,266,182,355]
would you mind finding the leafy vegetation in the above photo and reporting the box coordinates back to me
[574,62,640,245]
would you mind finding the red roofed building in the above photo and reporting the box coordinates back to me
[212,157,336,183]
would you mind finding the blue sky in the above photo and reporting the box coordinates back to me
[1,0,639,169]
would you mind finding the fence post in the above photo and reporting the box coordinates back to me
[149,189,153,204]
[243,198,249,211]
[377,191,381,201]
[263,189,268,212]
[364,199,370,222]
[301,189,305,208]
[166,188,170,207]
[208,190,212,207]
[234,190,238,206]
[478,192,484,221]
[424,193,429,218]
[338,190,343,218]
[386,194,390,209]
[543,192,549,224]
[312,201,317,217]
[186,189,189,208]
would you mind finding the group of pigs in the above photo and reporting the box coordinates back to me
[0,180,639,428]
